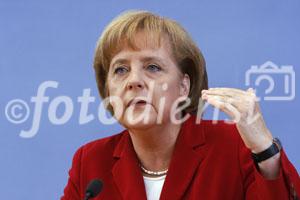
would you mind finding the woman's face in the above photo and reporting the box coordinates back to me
[107,33,190,129]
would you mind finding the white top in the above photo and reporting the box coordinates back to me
[143,175,166,200]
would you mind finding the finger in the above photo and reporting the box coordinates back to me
[247,87,255,93]
[208,87,246,94]
[202,93,244,111]
[202,88,258,101]
[203,93,261,125]
[202,88,247,98]
[204,95,241,122]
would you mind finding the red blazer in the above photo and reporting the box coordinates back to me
[61,115,300,200]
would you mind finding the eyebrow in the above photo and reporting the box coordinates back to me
[111,56,167,68]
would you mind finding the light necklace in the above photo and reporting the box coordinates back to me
[140,164,168,176]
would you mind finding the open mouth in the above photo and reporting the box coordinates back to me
[135,100,147,105]
[127,99,148,107]
[132,100,147,107]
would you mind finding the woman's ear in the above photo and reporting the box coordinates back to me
[180,73,190,97]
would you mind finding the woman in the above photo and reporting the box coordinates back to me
[62,10,299,200]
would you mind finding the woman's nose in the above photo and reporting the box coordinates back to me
[127,81,144,90]
[126,71,145,90]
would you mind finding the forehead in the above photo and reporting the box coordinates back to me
[110,32,175,65]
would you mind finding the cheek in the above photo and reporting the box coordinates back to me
[107,84,125,111]
[107,81,122,97]
[162,77,182,96]
[153,81,182,108]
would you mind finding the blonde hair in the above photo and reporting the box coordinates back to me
[93,10,208,115]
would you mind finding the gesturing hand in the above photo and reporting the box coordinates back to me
[201,87,273,153]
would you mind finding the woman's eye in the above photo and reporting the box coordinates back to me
[147,64,161,72]
[114,66,128,74]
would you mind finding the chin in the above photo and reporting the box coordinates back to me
[122,108,159,130]
[123,121,156,130]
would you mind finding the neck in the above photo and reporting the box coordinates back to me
[128,121,182,173]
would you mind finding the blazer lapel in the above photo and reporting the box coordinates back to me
[160,115,207,200]
[112,131,147,200]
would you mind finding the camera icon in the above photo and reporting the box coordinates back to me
[245,61,295,101]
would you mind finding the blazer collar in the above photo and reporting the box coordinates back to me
[112,115,207,200]
[112,131,147,200]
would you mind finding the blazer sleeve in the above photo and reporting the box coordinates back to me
[238,136,300,200]
[61,146,83,200]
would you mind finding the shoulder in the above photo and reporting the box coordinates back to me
[80,130,125,159]
[187,115,240,138]
[71,130,126,171]
[202,119,241,144]
[185,115,242,149]
[200,119,239,137]
[82,131,125,153]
